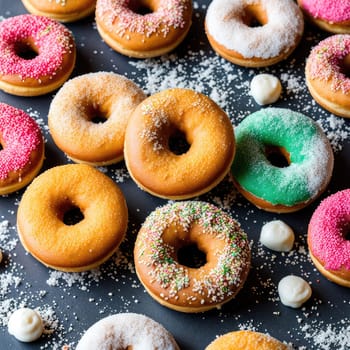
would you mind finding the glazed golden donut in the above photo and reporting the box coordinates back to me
[124,88,235,200]
[21,0,96,22]
[48,72,146,166]
[205,0,304,67]
[305,34,350,118]
[0,103,44,195]
[95,0,193,58]
[205,330,289,350]
[17,164,128,272]
[0,14,76,97]
[134,201,251,313]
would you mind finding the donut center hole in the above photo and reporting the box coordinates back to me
[91,115,108,124]
[339,54,350,77]
[177,243,207,268]
[242,5,268,27]
[168,130,190,155]
[89,106,108,124]
[14,41,38,60]
[63,205,84,226]
[343,223,350,241]
[129,0,154,15]
[265,145,290,168]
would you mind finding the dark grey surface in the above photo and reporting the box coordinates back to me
[0,1,349,349]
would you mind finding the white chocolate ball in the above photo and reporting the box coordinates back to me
[278,275,312,308]
[8,308,44,342]
[259,220,295,252]
[250,73,282,105]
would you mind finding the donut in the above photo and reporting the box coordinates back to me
[21,0,96,23]
[205,330,289,350]
[95,0,192,58]
[48,72,146,166]
[305,34,350,119]
[231,108,334,213]
[76,313,179,350]
[124,88,235,200]
[0,103,44,195]
[205,0,304,67]
[297,0,350,34]
[17,164,128,272]
[307,189,350,288]
[0,14,76,96]
[8,308,44,342]
[134,201,251,313]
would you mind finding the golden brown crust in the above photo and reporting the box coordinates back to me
[205,330,289,350]
[124,88,235,200]
[17,164,128,272]
[21,0,96,22]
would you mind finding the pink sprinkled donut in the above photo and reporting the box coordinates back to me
[95,0,193,58]
[0,14,76,96]
[308,189,350,288]
[305,34,350,118]
[21,0,96,23]
[0,103,44,195]
[297,0,350,34]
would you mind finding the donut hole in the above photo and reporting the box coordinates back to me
[265,145,290,168]
[14,41,38,60]
[177,243,207,268]
[88,106,108,124]
[61,203,84,226]
[129,0,154,15]
[242,4,268,28]
[168,129,191,155]
[343,223,350,241]
[339,54,350,78]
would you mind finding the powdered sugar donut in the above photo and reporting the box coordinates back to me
[95,0,192,58]
[76,313,179,350]
[308,189,350,287]
[0,14,76,96]
[305,34,350,118]
[297,0,350,34]
[21,0,96,22]
[0,103,44,195]
[205,0,304,67]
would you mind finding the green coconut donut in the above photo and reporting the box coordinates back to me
[231,108,334,213]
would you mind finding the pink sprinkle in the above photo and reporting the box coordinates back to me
[300,0,350,23]
[0,103,43,180]
[306,35,350,94]
[0,14,74,80]
[308,189,350,271]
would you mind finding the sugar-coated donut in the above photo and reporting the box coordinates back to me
[76,313,179,350]
[17,164,128,272]
[0,103,44,195]
[124,88,235,200]
[205,330,290,350]
[297,0,350,34]
[8,308,44,343]
[205,0,304,67]
[231,108,334,213]
[134,201,251,313]
[48,72,146,166]
[21,0,96,23]
[305,34,350,118]
[95,0,192,58]
[308,189,350,288]
[0,14,76,97]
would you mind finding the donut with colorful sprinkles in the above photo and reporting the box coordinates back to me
[231,108,334,213]
[134,201,251,313]
[305,34,350,118]
[297,0,350,34]
[0,103,44,195]
[95,0,193,58]
[0,14,76,96]
[308,189,350,288]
